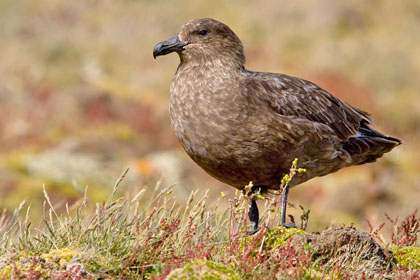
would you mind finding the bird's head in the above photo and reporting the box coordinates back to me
[153,18,245,69]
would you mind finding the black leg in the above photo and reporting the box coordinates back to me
[279,184,296,228]
[280,184,289,225]
[246,198,260,235]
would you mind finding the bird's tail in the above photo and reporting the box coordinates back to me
[342,123,401,165]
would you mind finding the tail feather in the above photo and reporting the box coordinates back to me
[342,123,401,165]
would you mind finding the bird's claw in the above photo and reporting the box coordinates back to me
[246,227,261,236]
[279,222,297,228]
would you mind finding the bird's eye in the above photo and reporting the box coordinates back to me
[198,30,208,36]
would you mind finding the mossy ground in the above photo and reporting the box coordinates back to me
[263,226,306,249]
[167,260,241,280]
[392,245,420,269]
[0,191,418,279]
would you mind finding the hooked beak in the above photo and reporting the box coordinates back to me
[153,35,189,59]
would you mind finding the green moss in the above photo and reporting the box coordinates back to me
[167,260,241,280]
[391,245,420,269]
[0,264,13,279]
[0,254,48,279]
[238,226,305,257]
[263,226,305,249]
[41,248,80,266]
[205,260,236,275]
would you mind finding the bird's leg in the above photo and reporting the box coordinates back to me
[246,198,260,235]
[279,183,297,228]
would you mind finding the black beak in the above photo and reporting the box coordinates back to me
[153,35,189,59]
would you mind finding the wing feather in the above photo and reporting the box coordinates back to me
[245,72,371,141]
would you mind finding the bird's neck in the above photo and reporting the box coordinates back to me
[178,60,245,79]
[178,50,245,74]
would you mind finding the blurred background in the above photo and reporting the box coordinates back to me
[0,0,419,235]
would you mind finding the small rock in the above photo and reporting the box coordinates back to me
[289,224,395,278]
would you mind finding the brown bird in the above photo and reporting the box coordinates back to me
[153,18,401,234]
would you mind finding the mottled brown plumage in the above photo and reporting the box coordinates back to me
[153,18,401,231]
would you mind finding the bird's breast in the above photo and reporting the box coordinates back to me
[169,71,236,150]
[169,67,253,170]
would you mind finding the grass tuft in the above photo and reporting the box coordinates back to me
[0,167,418,279]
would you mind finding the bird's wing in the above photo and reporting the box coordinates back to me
[244,72,372,141]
